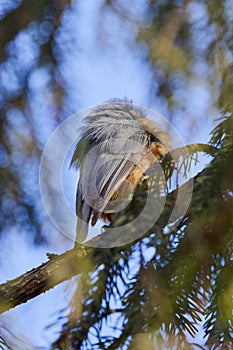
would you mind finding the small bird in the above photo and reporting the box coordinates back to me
[70,100,171,242]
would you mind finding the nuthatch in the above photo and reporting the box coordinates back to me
[70,100,171,242]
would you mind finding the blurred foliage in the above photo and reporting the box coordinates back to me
[0,0,232,349]
[0,0,71,243]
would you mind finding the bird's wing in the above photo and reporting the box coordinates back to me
[94,154,136,206]
[92,159,138,225]
[79,136,147,225]
[84,155,139,225]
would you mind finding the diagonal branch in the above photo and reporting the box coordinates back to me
[0,180,191,314]
[0,246,91,314]
[0,144,216,314]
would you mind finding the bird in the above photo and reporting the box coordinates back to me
[70,100,171,243]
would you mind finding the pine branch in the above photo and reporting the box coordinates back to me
[0,179,192,314]
[0,144,217,314]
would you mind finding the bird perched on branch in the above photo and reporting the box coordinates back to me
[70,100,171,242]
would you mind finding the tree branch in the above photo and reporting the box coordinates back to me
[0,183,186,314]
[0,246,90,314]
[0,150,214,314]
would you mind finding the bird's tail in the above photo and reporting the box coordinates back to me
[76,218,89,243]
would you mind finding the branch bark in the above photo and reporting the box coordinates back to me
[0,146,215,314]
[0,180,185,314]
[0,246,90,314]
